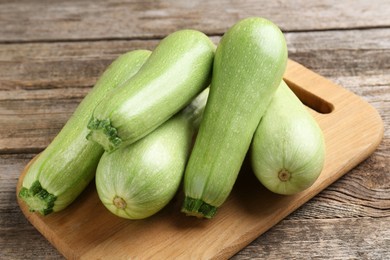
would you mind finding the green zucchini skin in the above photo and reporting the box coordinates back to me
[182,17,288,218]
[251,81,325,195]
[19,50,151,215]
[87,30,215,153]
[95,89,209,219]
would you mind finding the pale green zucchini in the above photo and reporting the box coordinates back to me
[251,81,325,195]
[96,89,209,219]
[87,30,215,153]
[182,17,288,218]
[19,50,151,215]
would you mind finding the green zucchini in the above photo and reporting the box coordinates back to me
[19,50,151,215]
[96,89,209,219]
[87,29,215,153]
[182,17,288,218]
[251,81,325,195]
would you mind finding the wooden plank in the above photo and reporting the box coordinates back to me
[233,217,390,259]
[1,0,390,42]
[0,154,63,259]
[1,29,389,153]
[1,136,388,258]
[0,98,78,153]
[0,40,159,153]
[285,29,390,144]
[284,147,390,220]
[14,60,385,259]
[1,1,388,259]
[0,40,159,91]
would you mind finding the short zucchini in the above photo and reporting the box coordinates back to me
[87,30,215,153]
[96,89,209,219]
[182,17,288,218]
[19,50,151,215]
[251,81,325,195]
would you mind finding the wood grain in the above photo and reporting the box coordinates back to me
[14,60,384,259]
[233,217,390,259]
[0,40,159,153]
[2,147,388,259]
[1,0,389,259]
[1,0,390,42]
[1,29,389,154]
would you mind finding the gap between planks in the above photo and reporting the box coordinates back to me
[1,26,390,45]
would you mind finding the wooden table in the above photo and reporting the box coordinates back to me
[1,1,389,259]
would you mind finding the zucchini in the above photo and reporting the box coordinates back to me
[19,50,151,215]
[96,89,209,219]
[251,81,325,195]
[87,29,215,153]
[182,17,288,218]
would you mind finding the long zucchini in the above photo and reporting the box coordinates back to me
[251,81,325,194]
[96,89,209,219]
[182,17,288,218]
[87,30,215,153]
[19,50,151,215]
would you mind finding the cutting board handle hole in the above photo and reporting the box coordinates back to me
[284,79,334,114]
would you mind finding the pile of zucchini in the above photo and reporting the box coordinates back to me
[19,17,325,219]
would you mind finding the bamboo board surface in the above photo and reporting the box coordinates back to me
[16,60,384,259]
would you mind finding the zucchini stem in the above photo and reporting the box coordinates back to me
[18,181,57,215]
[181,196,217,219]
[87,117,122,152]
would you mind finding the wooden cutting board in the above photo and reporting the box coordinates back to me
[16,60,384,260]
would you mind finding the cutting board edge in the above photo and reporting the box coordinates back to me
[15,59,385,259]
[16,157,81,260]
